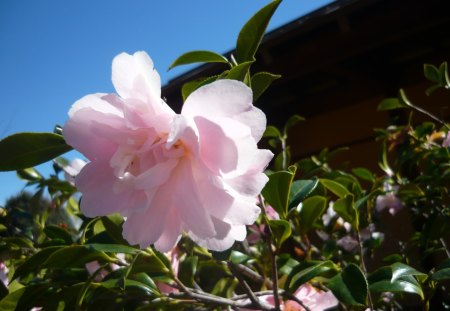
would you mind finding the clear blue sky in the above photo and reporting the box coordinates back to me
[0,0,333,205]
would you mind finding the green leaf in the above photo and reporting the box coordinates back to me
[333,194,358,228]
[16,167,42,181]
[319,178,350,199]
[42,245,114,269]
[287,260,338,291]
[178,256,198,287]
[13,246,63,280]
[288,179,319,210]
[251,72,281,102]
[211,248,233,261]
[226,61,254,82]
[378,141,393,176]
[261,166,296,218]
[268,219,291,249]
[0,132,72,171]
[86,243,138,255]
[169,50,228,70]
[390,262,426,282]
[130,251,170,275]
[44,225,73,245]
[284,115,305,136]
[297,196,327,233]
[424,63,441,83]
[101,214,128,245]
[0,287,26,311]
[181,76,218,102]
[263,125,282,139]
[431,259,450,281]
[368,265,424,299]
[351,167,375,183]
[235,0,281,63]
[328,264,368,306]
[377,98,407,111]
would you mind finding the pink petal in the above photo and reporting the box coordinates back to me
[194,116,238,174]
[154,208,182,252]
[76,161,146,217]
[182,79,266,141]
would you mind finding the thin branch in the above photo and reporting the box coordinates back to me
[228,262,273,311]
[356,230,374,311]
[259,195,281,311]
[440,238,450,258]
[233,263,273,289]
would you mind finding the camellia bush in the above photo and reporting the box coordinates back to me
[0,1,449,310]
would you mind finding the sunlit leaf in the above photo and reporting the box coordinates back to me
[287,260,338,291]
[263,125,282,139]
[377,98,407,111]
[268,219,291,249]
[262,166,296,218]
[431,259,450,281]
[328,264,368,306]
[226,61,254,82]
[13,246,63,280]
[0,132,72,171]
[320,178,350,199]
[169,50,228,70]
[351,167,375,183]
[297,196,327,233]
[251,72,281,102]
[333,194,358,228]
[289,179,319,210]
[42,245,114,269]
[236,0,281,63]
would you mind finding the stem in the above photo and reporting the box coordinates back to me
[281,138,287,170]
[402,95,450,130]
[233,263,273,289]
[356,230,374,311]
[259,195,281,310]
[440,238,450,258]
[228,262,273,311]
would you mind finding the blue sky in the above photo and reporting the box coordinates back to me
[0,0,333,205]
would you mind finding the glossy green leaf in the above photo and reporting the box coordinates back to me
[424,63,441,83]
[44,225,73,245]
[333,194,358,228]
[13,246,63,280]
[377,98,407,111]
[262,166,296,218]
[101,214,128,244]
[320,178,350,198]
[0,287,26,311]
[297,196,327,232]
[289,179,319,210]
[431,259,450,281]
[230,251,250,265]
[251,71,281,101]
[368,265,424,299]
[391,262,426,282]
[42,245,114,268]
[287,260,338,291]
[236,0,281,63]
[169,50,228,69]
[268,219,291,249]
[0,132,72,171]
[226,61,254,82]
[130,252,170,275]
[263,125,282,139]
[86,243,138,254]
[284,114,305,135]
[181,74,223,102]
[178,256,198,287]
[328,264,368,306]
[16,167,42,181]
[351,167,375,183]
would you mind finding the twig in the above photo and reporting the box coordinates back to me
[228,262,273,310]
[233,263,273,289]
[356,230,374,311]
[259,195,281,311]
[440,238,450,258]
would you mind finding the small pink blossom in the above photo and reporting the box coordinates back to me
[0,262,8,288]
[240,283,338,311]
[63,51,273,252]
[376,183,403,216]
[443,132,450,147]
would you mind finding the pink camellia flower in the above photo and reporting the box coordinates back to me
[375,183,403,216]
[443,131,450,147]
[240,283,339,311]
[0,262,8,288]
[63,51,273,252]
[62,158,87,185]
